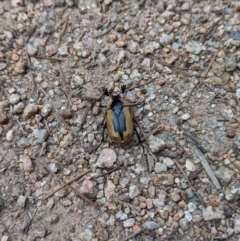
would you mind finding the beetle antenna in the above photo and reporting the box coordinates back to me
[121,84,126,93]
[102,87,109,96]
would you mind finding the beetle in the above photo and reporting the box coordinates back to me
[99,84,142,146]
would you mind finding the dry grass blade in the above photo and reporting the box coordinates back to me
[193,147,221,190]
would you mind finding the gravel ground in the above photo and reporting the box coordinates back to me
[1,0,240,240]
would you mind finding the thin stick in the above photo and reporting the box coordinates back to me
[27,64,57,79]
[201,18,222,44]
[43,169,91,200]
[0,84,10,101]
[201,50,219,78]
[173,158,205,206]
[158,59,191,77]
[44,119,51,136]
[14,116,24,133]
[25,50,36,89]
[59,63,73,106]
[127,78,156,91]
[76,30,86,42]
[37,158,93,204]
[95,23,118,37]
[34,56,65,61]
[58,17,68,44]
[160,227,179,241]
[80,100,96,128]
[192,50,219,95]
[39,142,47,157]
[188,0,196,31]
[119,230,143,241]
[187,80,199,103]
[93,162,123,178]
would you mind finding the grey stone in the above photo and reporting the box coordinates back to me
[142,221,159,230]
[234,214,240,234]
[160,33,174,45]
[179,217,189,230]
[17,138,31,148]
[148,135,166,153]
[48,163,60,173]
[230,31,240,40]
[202,206,223,221]
[215,166,234,186]
[37,129,49,143]
[13,102,24,114]
[154,163,167,173]
[129,185,140,199]
[185,40,202,54]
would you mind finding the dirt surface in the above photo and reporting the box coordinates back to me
[1,0,240,240]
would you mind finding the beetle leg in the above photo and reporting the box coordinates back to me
[134,126,142,144]
[121,84,126,93]
[101,121,106,143]
[102,87,109,96]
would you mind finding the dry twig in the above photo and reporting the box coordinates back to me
[58,17,68,44]
[25,50,36,90]
[37,158,93,204]
[173,158,205,206]
[59,63,73,106]
[44,119,51,136]
[93,162,123,178]
[119,229,143,241]
[80,100,96,128]
[201,50,219,78]
[188,0,196,31]
[34,56,65,61]
[127,78,156,91]
[158,59,191,77]
[187,49,218,102]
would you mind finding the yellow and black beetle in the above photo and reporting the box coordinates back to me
[100,84,141,145]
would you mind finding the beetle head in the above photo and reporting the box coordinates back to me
[102,85,126,100]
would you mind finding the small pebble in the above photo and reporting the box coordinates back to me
[17,195,27,208]
[60,109,72,119]
[6,130,14,141]
[148,135,166,153]
[13,102,24,114]
[20,156,34,172]
[129,185,140,199]
[123,218,135,228]
[17,138,31,148]
[96,148,116,168]
[9,94,20,104]
[202,206,223,221]
[154,163,167,173]
[37,129,49,143]
[27,43,38,56]
[23,104,38,118]
[142,221,160,230]
[48,163,60,173]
